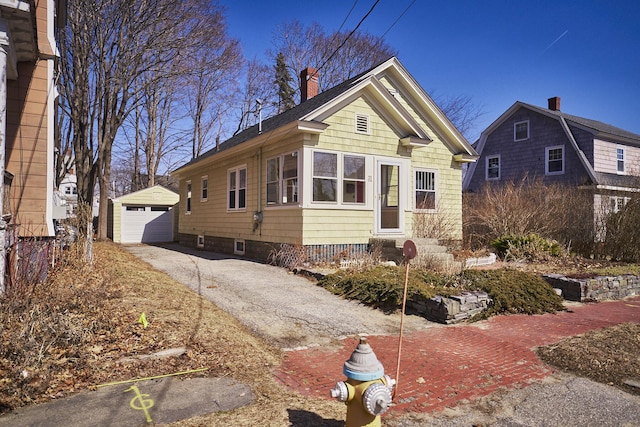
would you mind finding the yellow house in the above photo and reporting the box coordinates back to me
[172,57,477,261]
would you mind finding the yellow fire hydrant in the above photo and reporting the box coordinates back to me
[329,337,395,427]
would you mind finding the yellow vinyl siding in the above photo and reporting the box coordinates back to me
[318,97,409,158]
[302,209,374,245]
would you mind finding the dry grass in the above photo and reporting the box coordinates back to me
[0,241,344,425]
[1,241,639,425]
[537,323,640,396]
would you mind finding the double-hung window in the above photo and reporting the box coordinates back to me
[201,176,208,201]
[415,170,436,210]
[343,155,365,203]
[617,147,625,173]
[186,181,192,214]
[267,152,298,205]
[514,120,529,141]
[486,155,500,180]
[228,166,247,210]
[312,151,366,204]
[545,146,564,175]
[313,152,338,202]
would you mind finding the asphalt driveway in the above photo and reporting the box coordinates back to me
[124,243,433,349]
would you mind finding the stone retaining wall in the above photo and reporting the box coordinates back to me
[543,274,640,302]
[408,291,492,324]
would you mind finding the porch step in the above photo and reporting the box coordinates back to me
[370,238,462,272]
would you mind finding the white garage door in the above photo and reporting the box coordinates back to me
[121,205,174,243]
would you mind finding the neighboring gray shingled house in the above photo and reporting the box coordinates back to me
[463,96,640,237]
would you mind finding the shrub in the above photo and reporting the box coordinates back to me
[463,178,594,254]
[318,266,404,311]
[462,269,565,319]
[318,265,564,319]
[492,233,563,261]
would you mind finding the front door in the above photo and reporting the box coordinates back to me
[377,161,403,234]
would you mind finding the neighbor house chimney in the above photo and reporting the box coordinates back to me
[300,67,319,103]
[548,96,561,111]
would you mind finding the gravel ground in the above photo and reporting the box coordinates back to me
[124,243,435,349]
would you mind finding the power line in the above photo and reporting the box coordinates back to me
[313,0,381,77]
[381,0,417,39]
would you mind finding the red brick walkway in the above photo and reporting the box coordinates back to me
[274,297,640,414]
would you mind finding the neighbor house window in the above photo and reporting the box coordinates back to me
[514,120,529,141]
[486,155,500,180]
[312,151,367,204]
[545,146,564,174]
[415,169,436,210]
[201,176,208,201]
[228,166,247,210]
[267,152,299,205]
[617,147,625,173]
[610,196,630,213]
[313,152,338,202]
[186,180,192,214]
[355,113,370,134]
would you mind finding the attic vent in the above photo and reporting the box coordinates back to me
[355,113,370,134]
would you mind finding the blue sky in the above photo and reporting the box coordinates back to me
[221,0,640,142]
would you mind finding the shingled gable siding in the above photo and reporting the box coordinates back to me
[466,109,590,192]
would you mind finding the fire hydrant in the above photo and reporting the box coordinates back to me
[329,337,395,427]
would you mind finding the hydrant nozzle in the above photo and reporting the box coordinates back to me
[329,337,395,426]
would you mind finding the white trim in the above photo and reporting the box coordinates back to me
[545,145,565,175]
[266,151,299,206]
[616,146,625,174]
[185,180,192,214]
[308,149,370,208]
[414,168,437,212]
[375,157,408,235]
[227,165,247,211]
[485,154,500,180]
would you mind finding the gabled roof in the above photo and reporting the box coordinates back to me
[464,100,640,191]
[173,57,477,176]
[522,103,640,144]
[112,184,179,204]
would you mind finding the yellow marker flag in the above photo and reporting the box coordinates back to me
[138,312,149,329]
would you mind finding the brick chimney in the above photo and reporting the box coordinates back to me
[300,67,319,103]
[548,96,561,111]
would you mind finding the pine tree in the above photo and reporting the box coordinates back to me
[274,52,296,113]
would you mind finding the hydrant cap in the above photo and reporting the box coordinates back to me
[343,337,385,381]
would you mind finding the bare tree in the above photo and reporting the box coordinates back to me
[59,0,221,239]
[432,93,485,141]
[233,59,278,136]
[182,38,242,158]
[268,19,397,98]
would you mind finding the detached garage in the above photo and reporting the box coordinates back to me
[108,185,179,244]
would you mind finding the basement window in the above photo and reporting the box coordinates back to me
[197,235,204,248]
[234,239,245,255]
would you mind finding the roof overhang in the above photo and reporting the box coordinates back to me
[172,120,329,177]
[0,1,36,79]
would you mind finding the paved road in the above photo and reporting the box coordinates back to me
[124,243,433,349]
